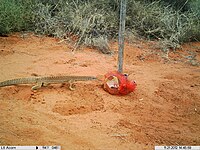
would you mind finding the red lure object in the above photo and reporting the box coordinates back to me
[103,71,136,95]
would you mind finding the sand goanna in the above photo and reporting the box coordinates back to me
[0,75,97,90]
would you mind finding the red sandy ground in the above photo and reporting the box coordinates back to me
[0,33,199,150]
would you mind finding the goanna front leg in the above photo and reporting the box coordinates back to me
[69,80,76,91]
[31,82,43,90]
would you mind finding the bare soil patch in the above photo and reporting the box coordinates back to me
[0,33,199,149]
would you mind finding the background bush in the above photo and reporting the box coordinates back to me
[126,0,200,50]
[0,0,34,35]
[0,0,199,52]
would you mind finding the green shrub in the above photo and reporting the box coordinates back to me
[0,0,34,35]
[189,0,200,18]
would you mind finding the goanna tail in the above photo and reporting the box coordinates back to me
[0,77,38,87]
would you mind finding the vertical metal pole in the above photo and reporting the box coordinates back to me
[118,0,127,73]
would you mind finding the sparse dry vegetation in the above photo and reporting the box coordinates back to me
[0,0,199,52]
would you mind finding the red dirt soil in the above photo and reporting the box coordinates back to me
[0,33,200,150]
